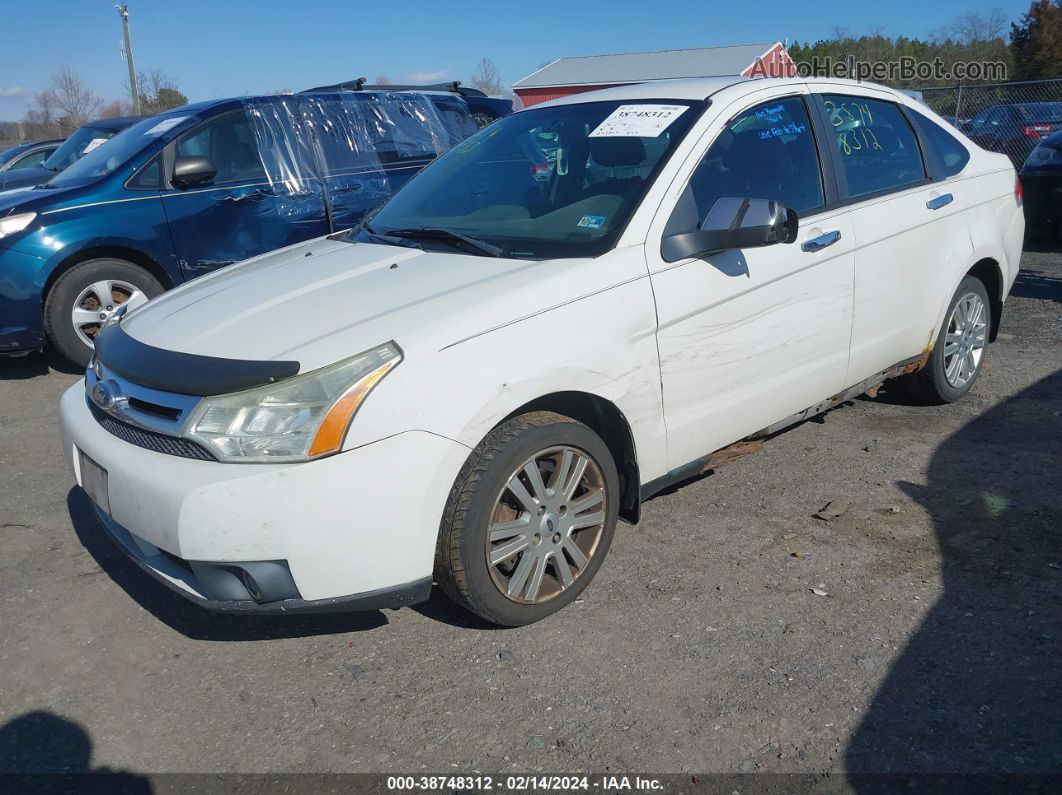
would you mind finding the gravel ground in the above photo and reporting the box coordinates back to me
[0,248,1059,779]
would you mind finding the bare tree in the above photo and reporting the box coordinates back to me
[41,64,101,130]
[949,9,1008,44]
[23,90,58,138]
[470,58,503,95]
[97,98,134,119]
[374,74,393,85]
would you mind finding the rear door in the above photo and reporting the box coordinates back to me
[161,109,329,275]
[812,89,974,383]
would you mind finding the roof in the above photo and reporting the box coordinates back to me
[85,115,146,130]
[513,43,779,89]
[533,75,912,107]
[535,76,754,105]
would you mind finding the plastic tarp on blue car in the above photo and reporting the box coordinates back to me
[242,92,479,230]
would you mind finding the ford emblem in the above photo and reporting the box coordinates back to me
[91,379,124,412]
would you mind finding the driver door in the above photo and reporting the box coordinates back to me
[647,91,856,469]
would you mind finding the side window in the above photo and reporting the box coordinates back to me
[822,95,926,198]
[667,96,824,235]
[908,110,970,178]
[10,149,49,169]
[176,112,266,184]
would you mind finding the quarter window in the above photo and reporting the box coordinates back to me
[822,95,926,198]
[908,110,970,177]
[667,97,824,237]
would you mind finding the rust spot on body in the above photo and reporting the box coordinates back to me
[702,439,764,472]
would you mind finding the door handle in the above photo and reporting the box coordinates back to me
[927,193,954,210]
[801,230,841,252]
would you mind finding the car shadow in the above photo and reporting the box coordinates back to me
[68,488,388,641]
[1009,266,1062,303]
[409,590,506,631]
[0,349,82,380]
[0,709,151,790]
[845,368,1062,778]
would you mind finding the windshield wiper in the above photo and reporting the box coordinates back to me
[342,218,422,250]
[386,227,503,258]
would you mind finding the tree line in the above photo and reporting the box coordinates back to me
[788,1,1062,88]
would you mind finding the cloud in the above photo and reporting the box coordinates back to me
[0,86,26,98]
[403,69,453,84]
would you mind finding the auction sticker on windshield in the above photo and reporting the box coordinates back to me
[144,116,189,137]
[589,104,689,137]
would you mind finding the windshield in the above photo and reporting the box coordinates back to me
[360,99,702,259]
[42,125,122,171]
[45,113,192,189]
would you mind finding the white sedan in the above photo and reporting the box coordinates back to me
[59,76,1024,626]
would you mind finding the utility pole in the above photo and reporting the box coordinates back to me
[116,4,141,115]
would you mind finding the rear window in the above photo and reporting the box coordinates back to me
[909,110,970,178]
[1016,103,1062,122]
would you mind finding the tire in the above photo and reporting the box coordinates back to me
[435,411,620,626]
[894,275,992,404]
[44,258,164,368]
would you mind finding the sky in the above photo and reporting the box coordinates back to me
[0,0,1035,120]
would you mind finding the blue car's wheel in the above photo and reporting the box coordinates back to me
[44,258,163,367]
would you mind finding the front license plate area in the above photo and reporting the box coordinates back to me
[79,449,110,515]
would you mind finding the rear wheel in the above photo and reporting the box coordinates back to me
[894,275,991,404]
[44,258,163,367]
[435,411,619,626]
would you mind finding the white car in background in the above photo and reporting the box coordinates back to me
[59,76,1023,626]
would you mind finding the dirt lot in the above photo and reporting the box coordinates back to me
[1,248,1059,780]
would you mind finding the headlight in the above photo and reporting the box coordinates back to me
[184,342,402,463]
[0,212,36,240]
[1025,146,1062,167]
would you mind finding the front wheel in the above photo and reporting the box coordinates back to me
[435,411,619,626]
[43,258,164,367]
[894,275,992,404]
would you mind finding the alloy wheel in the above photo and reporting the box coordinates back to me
[71,279,149,347]
[943,291,988,388]
[485,445,607,604]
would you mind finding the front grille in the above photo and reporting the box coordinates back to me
[88,401,216,461]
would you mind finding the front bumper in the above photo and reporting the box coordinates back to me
[59,382,471,610]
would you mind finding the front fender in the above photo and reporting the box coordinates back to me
[344,274,670,485]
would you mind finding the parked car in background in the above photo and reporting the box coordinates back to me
[0,118,143,191]
[962,102,1062,167]
[0,139,64,173]
[60,77,1023,626]
[301,79,515,128]
[1020,128,1062,239]
[0,88,495,365]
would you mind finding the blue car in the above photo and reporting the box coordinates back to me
[0,117,143,191]
[0,88,492,365]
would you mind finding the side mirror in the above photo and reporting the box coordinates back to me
[172,156,217,189]
[662,197,798,262]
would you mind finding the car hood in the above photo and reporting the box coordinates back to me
[123,236,593,373]
[0,166,53,192]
